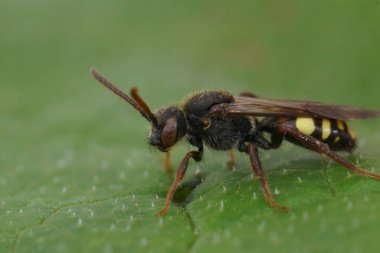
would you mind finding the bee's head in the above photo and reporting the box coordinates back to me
[92,69,186,152]
[148,106,186,152]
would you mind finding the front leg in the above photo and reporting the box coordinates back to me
[163,151,171,172]
[157,149,203,217]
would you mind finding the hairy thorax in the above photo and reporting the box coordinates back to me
[182,91,256,150]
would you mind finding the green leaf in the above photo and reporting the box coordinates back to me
[1,1,380,253]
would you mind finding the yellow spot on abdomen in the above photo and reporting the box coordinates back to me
[348,127,357,140]
[337,120,345,130]
[296,118,315,136]
[321,119,331,140]
[334,136,340,143]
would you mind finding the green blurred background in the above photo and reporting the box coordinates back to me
[1,1,380,253]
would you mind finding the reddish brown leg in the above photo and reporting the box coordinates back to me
[163,151,171,172]
[157,151,202,217]
[247,143,289,211]
[227,150,237,170]
[279,125,380,180]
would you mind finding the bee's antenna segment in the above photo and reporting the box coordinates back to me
[130,87,157,124]
[91,68,153,122]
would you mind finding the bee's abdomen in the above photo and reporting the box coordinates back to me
[288,117,356,151]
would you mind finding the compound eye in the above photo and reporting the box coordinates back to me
[161,117,178,148]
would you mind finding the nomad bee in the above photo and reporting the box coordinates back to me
[91,69,380,216]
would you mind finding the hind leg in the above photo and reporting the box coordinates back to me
[278,124,380,179]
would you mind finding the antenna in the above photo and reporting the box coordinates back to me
[91,68,155,123]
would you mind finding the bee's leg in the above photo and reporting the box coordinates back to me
[163,151,171,172]
[246,143,289,211]
[258,118,285,149]
[156,150,203,217]
[278,125,380,180]
[268,132,284,149]
[227,150,237,170]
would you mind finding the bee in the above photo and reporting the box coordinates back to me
[91,69,380,216]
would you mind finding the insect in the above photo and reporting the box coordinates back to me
[91,69,380,216]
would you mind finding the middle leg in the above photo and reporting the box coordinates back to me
[227,150,237,170]
[246,143,289,211]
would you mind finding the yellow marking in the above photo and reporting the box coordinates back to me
[321,119,331,140]
[348,127,357,140]
[337,120,345,130]
[296,118,315,136]
[334,136,340,143]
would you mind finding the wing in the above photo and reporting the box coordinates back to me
[209,96,380,120]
